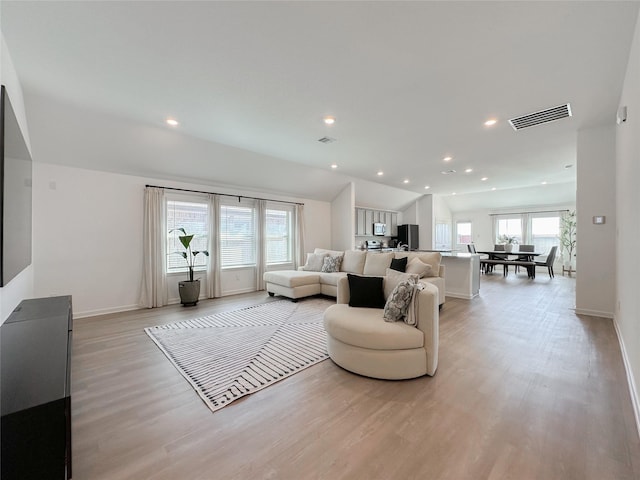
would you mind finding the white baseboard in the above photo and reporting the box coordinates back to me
[74,303,141,319]
[221,287,257,297]
[574,307,614,319]
[613,317,640,440]
[445,291,479,300]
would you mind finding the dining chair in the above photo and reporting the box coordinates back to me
[535,245,558,278]
[515,244,535,273]
[493,244,508,259]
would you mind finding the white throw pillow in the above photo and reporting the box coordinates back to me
[302,253,327,271]
[405,257,434,278]
[383,268,419,300]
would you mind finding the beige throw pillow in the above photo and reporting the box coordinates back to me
[405,257,433,278]
[384,268,419,299]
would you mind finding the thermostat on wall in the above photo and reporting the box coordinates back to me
[593,216,606,225]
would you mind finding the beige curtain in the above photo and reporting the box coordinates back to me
[256,200,267,291]
[139,187,168,308]
[206,194,221,298]
[294,204,306,269]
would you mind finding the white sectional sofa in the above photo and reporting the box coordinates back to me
[263,248,446,307]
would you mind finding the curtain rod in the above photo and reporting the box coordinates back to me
[489,209,570,216]
[145,185,304,206]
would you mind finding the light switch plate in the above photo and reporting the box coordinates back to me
[593,216,605,225]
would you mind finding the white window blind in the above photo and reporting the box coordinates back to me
[496,217,522,244]
[220,202,256,267]
[530,215,560,253]
[265,206,293,264]
[166,199,209,272]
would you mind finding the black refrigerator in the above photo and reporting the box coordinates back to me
[398,224,419,250]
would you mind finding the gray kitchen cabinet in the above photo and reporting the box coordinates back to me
[364,210,374,235]
[355,208,366,236]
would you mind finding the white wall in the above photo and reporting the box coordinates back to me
[575,124,616,318]
[0,34,34,323]
[417,194,434,249]
[330,182,354,251]
[33,162,331,317]
[615,9,640,435]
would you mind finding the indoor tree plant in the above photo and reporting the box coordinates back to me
[170,228,209,306]
[559,210,577,276]
[497,234,518,252]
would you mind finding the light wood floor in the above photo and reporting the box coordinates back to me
[71,272,640,480]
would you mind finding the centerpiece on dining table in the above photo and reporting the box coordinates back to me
[498,234,518,252]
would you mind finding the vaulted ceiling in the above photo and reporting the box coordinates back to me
[2,1,638,211]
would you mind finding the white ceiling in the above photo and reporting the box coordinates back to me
[2,1,638,211]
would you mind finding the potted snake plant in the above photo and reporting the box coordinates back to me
[170,228,209,306]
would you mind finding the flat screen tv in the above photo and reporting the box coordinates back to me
[0,85,32,287]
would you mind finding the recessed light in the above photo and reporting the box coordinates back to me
[465,168,473,173]
[323,116,336,125]
[481,177,488,181]
[491,187,497,191]
[541,181,548,185]
[166,118,179,126]
[424,185,430,190]
[452,192,457,195]
[403,179,409,184]
[377,171,384,176]
[443,156,452,162]
[484,119,497,126]
[330,163,338,169]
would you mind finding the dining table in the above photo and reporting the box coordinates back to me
[476,250,543,277]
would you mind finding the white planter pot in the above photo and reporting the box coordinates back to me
[504,244,513,253]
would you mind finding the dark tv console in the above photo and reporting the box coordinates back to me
[1,295,73,480]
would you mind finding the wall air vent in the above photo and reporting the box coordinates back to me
[508,103,572,131]
[317,136,336,144]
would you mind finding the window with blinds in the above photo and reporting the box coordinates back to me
[220,202,256,267]
[496,218,522,244]
[266,206,293,264]
[166,199,209,272]
[530,215,560,253]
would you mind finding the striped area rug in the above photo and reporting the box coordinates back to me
[145,298,333,413]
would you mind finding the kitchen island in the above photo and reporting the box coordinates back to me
[440,253,480,299]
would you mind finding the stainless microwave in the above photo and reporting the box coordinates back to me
[373,223,386,236]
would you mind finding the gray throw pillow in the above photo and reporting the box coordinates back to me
[321,255,343,273]
[383,279,416,322]
[302,253,327,271]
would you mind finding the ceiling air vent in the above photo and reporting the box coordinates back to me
[508,103,572,131]
[317,136,336,144]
